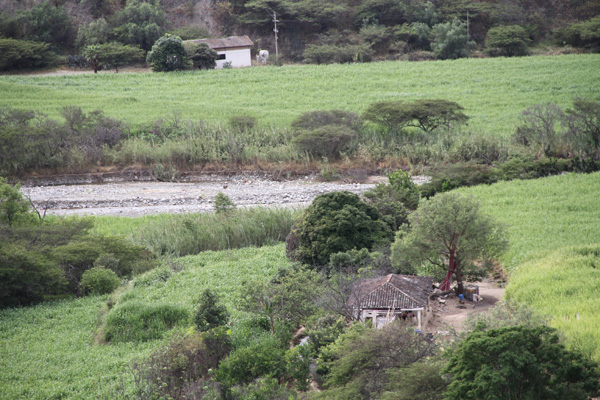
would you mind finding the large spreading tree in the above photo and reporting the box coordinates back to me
[391,192,506,294]
[445,325,600,400]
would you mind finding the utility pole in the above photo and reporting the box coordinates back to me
[272,11,279,62]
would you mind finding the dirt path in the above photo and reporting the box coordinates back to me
[426,279,505,333]
[20,175,394,217]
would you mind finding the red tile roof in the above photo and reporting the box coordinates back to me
[350,274,433,310]
[184,36,253,50]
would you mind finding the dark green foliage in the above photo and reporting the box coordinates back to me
[230,376,298,399]
[187,42,217,69]
[558,16,600,50]
[131,329,231,399]
[305,314,346,357]
[391,192,507,294]
[146,34,187,72]
[303,43,374,64]
[104,301,189,342]
[111,0,166,51]
[75,18,111,48]
[292,125,357,159]
[79,267,120,295]
[194,289,230,332]
[363,99,469,133]
[215,334,287,388]
[445,325,600,400]
[288,191,393,266]
[431,18,475,59]
[0,39,55,71]
[486,25,530,56]
[315,322,437,399]
[19,1,74,49]
[418,162,498,198]
[394,22,432,51]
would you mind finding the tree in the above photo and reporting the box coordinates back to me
[363,99,469,134]
[19,0,74,49]
[315,322,437,399]
[0,178,30,226]
[237,268,321,333]
[445,325,600,400]
[79,266,120,295]
[565,97,600,156]
[82,42,144,73]
[486,25,530,56]
[194,288,230,332]
[110,0,166,51]
[0,39,55,71]
[558,16,600,50]
[431,18,475,59]
[287,191,393,266]
[186,42,217,70]
[146,34,187,72]
[391,192,506,294]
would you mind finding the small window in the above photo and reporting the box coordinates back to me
[217,54,226,60]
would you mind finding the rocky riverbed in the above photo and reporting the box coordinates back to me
[20,174,430,217]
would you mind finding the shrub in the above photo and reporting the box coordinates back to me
[194,288,230,332]
[0,39,55,71]
[131,329,231,399]
[565,97,600,157]
[229,115,257,132]
[187,42,217,69]
[287,191,393,266]
[485,25,530,57]
[514,103,567,157]
[431,19,475,59]
[134,266,173,287]
[292,125,357,159]
[104,301,189,342]
[169,26,209,40]
[146,34,186,72]
[230,376,297,399]
[79,267,120,295]
[111,0,166,51]
[291,110,363,133]
[363,184,410,230]
[213,192,237,216]
[557,16,600,50]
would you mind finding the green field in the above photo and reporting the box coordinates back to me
[2,54,599,133]
[459,172,600,361]
[0,244,288,399]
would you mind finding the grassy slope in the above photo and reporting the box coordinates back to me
[0,244,288,400]
[1,54,599,132]
[459,172,600,360]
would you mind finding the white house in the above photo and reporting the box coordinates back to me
[349,274,433,330]
[185,36,253,69]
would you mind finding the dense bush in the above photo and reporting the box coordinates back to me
[292,125,357,159]
[111,0,166,51]
[186,42,218,69]
[486,25,530,57]
[79,267,120,295]
[291,110,363,132]
[287,191,393,266]
[0,39,55,71]
[229,115,257,132]
[104,301,189,342]
[18,1,74,49]
[146,34,186,72]
[194,289,230,332]
[558,16,600,50]
[82,42,144,73]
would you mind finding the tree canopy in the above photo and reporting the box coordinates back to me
[391,192,507,293]
[445,325,600,400]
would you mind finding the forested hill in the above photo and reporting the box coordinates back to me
[0,0,599,70]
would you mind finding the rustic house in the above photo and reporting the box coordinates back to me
[185,36,253,69]
[349,274,433,330]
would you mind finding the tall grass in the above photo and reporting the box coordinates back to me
[93,207,301,257]
[459,172,600,361]
[2,55,598,133]
[0,245,287,399]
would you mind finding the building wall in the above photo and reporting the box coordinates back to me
[215,48,252,69]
